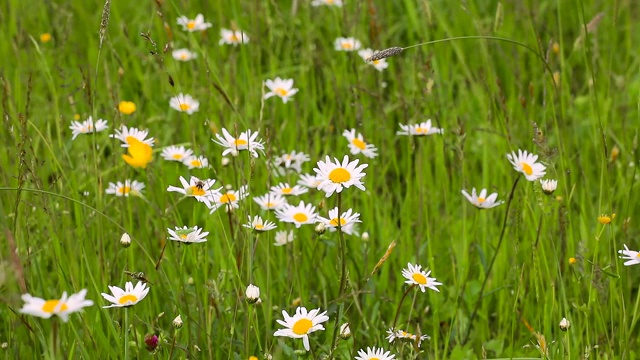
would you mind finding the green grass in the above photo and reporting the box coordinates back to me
[1,0,639,358]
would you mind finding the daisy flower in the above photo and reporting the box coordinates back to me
[169,93,199,114]
[183,155,209,169]
[110,125,154,147]
[105,180,145,197]
[274,150,311,173]
[122,138,153,169]
[357,49,389,71]
[342,129,378,158]
[19,289,93,322]
[172,48,197,61]
[334,37,362,51]
[243,215,277,231]
[618,244,640,266]
[166,176,221,207]
[207,185,249,213]
[212,128,265,158]
[276,201,318,228]
[540,179,558,194]
[253,193,288,211]
[270,183,308,196]
[161,145,193,162]
[264,77,299,103]
[311,0,343,6]
[298,173,321,188]
[274,306,330,352]
[402,263,442,292]
[219,28,249,45]
[101,281,149,308]
[355,347,395,360]
[387,328,429,347]
[317,207,361,235]
[69,116,108,140]
[461,188,504,209]
[506,149,546,181]
[314,155,368,198]
[274,230,295,246]
[167,225,209,244]
[396,120,443,136]
[177,14,211,32]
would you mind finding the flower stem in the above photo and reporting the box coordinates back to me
[124,308,129,360]
[392,284,416,329]
[329,192,347,359]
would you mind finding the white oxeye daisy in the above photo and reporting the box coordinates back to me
[245,284,260,303]
[618,244,640,266]
[274,230,295,246]
[212,128,265,158]
[110,125,155,147]
[317,207,361,235]
[167,225,209,244]
[357,49,389,72]
[177,14,211,32]
[273,306,330,352]
[161,145,194,162]
[275,201,318,228]
[298,173,321,188]
[69,116,108,140]
[506,149,546,181]
[182,155,209,169]
[270,183,309,196]
[342,129,378,158]
[355,347,395,360]
[219,28,249,45]
[401,263,442,292]
[166,176,221,208]
[264,77,299,103]
[253,194,288,211]
[172,48,197,61]
[311,0,342,6]
[105,180,145,197]
[169,93,199,114]
[243,215,277,232]
[540,179,558,194]
[273,150,311,174]
[19,289,93,322]
[461,188,504,209]
[314,155,368,198]
[101,281,149,308]
[334,37,362,51]
[389,329,429,347]
[396,120,443,136]
[208,185,249,213]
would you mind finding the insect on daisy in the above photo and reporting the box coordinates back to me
[207,185,249,214]
[275,201,318,228]
[264,77,299,103]
[166,176,221,208]
[110,125,154,147]
[101,281,150,308]
[334,37,362,51]
[219,28,249,45]
[172,48,197,61]
[274,230,295,246]
[177,14,212,32]
[342,129,378,158]
[273,306,330,352]
[169,93,200,114]
[357,49,389,72]
[182,155,209,169]
[461,188,504,209]
[355,347,395,360]
[396,120,443,136]
[212,128,265,158]
[69,116,109,140]
[253,193,288,211]
[167,225,209,244]
[243,215,277,232]
[19,289,93,322]
[105,180,145,197]
[161,145,194,162]
[314,155,368,198]
[317,207,361,235]
[401,263,442,292]
[270,183,309,196]
[618,244,640,266]
[506,149,546,181]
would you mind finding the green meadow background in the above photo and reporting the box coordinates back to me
[1,0,639,358]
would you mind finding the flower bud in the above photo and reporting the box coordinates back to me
[559,317,570,331]
[246,284,260,304]
[221,157,231,166]
[144,334,159,352]
[339,323,351,339]
[540,179,557,195]
[361,232,370,241]
[173,314,183,329]
[315,222,326,235]
[120,233,131,248]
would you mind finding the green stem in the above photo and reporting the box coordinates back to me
[329,192,346,359]
[124,308,129,360]
[392,284,417,329]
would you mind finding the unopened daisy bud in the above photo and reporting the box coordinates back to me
[1,342,7,349]
[361,232,370,241]
[294,350,307,356]
[173,315,183,329]
[339,323,351,339]
[315,222,326,235]
[365,46,403,62]
[264,354,273,360]
[120,233,131,248]
[144,334,159,352]
[559,317,570,331]
[540,179,558,195]
[230,149,239,157]
[221,157,231,166]
[225,184,233,190]
[246,284,260,304]
[187,277,194,285]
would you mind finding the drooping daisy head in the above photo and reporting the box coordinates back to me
[273,306,330,352]
[169,93,200,114]
[264,77,299,104]
[355,346,395,360]
[182,155,209,169]
[396,120,443,136]
[334,37,362,52]
[101,281,150,308]
[461,188,504,209]
[357,49,389,71]
[219,28,249,45]
[122,138,153,169]
[540,179,558,195]
[314,155,368,198]
[386,328,430,348]
[317,207,361,235]
[243,215,277,232]
[161,145,194,162]
[253,193,288,211]
[208,185,249,213]
[167,225,209,244]
[177,14,212,32]
[506,149,546,181]
[172,48,197,62]
[401,263,442,293]
[270,183,309,197]
[20,289,93,322]
[166,176,221,208]
[69,116,109,140]
[110,125,154,148]
[311,0,343,6]
[212,128,265,158]
[105,180,145,197]
[275,201,318,228]
[342,129,378,158]
[618,244,640,266]
[274,230,295,246]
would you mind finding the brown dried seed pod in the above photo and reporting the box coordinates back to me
[365,47,403,62]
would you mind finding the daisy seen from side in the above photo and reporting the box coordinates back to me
[274,306,330,352]
[317,207,361,235]
[169,93,199,114]
[396,120,443,136]
[253,193,288,211]
[264,77,299,103]
[298,173,321,188]
[20,289,93,322]
[314,155,368,198]
[101,281,150,308]
[243,215,277,232]
[342,129,378,158]
[167,226,209,244]
[618,244,640,266]
[311,0,342,6]
[105,180,145,197]
[212,128,265,158]
[172,49,197,61]
[274,230,295,246]
[69,117,108,140]
[334,37,361,51]
[183,155,209,169]
[355,347,395,360]
[270,183,308,196]
[161,145,193,162]
[461,188,504,209]
[219,29,249,45]
[402,263,442,293]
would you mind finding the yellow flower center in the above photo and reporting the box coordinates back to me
[293,213,308,223]
[190,186,206,196]
[352,138,366,150]
[520,162,533,175]
[179,103,190,111]
[180,54,188,60]
[372,60,380,65]
[118,294,138,305]
[329,218,346,226]
[187,21,196,30]
[118,186,131,194]
[292,318,313,335]
[265,202,274,208]
[412,273,427,285]
[180,234,188,240]
[477,197,485,203]
[275,88,288,97]
[230,34,239,42]
[255,224,264,230]
[42,300,68,313]
[234,139,248,146]
[328,168,351,183]
[281,187,293,194]
[40,33,52,43]
[416,127,428,134]
[220,193,237,203]
[172,154,183,160]
[191,160,202,167]
[341,42,353,49]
